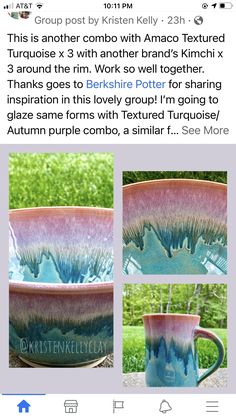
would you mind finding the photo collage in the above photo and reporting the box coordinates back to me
[6,143,233,394]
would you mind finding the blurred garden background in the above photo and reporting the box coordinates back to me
[123,171,227,185]
[9,153,114,209]
[123,284,227,373]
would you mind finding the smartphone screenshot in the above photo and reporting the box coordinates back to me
[0,1,235,417]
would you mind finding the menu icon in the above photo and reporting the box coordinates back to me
[206,400,219,413]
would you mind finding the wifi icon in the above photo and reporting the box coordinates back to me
[36,2,43,8]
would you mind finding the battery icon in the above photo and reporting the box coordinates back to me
[219,2,233,8]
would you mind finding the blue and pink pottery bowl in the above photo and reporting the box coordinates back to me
[9,207,113,367]
[123,179,227,275]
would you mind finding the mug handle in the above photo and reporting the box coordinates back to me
[194,327,225,385]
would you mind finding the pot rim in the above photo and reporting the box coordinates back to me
[123,178,226,192]
[9,206,113,216]
[9,280,113,295]
[143,313,200,320]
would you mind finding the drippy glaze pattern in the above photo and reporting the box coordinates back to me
[123,180,227,275]
[143,314,224,387]
[9,207,113,283]
[10,282,113,366]
[9,207,114,366]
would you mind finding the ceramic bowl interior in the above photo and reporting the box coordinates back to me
[123,179,227,275]
[9,207,113,284]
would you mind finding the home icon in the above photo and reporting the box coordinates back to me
[17,400,31,413]
[64,400,78,413]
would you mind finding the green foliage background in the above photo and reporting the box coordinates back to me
[123,171,227,185]
[9,153,114,209]
[123,284,227,328]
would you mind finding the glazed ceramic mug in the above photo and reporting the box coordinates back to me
[143,314,225,387]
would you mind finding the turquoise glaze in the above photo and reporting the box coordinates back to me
[123,180,227,275]
[9,207,113,284]
[9,207,114,367]
[143,314,225,387]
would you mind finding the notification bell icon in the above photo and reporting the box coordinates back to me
[159,399,172,414]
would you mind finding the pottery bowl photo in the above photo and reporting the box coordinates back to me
[123,179,227,275]
[9,207,113,367]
